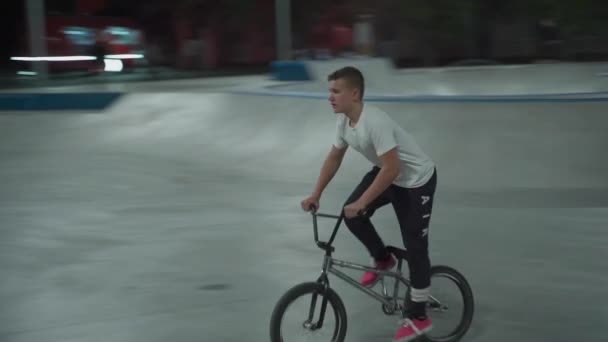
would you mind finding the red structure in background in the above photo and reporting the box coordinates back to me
[16,0,359,73]
[15,0,145,73]
[172,0,276,69]
[306,3,355,57]
[44,15,144,72]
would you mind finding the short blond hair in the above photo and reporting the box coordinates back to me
[328,66,365,99]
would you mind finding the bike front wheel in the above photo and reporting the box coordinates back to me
[270,282,347,342]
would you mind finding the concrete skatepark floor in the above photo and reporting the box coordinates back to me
[1,64,607,342]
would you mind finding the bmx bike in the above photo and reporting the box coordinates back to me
[269,211,474,342]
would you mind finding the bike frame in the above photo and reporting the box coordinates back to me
[311,212,411,309]
[290,212,471,340]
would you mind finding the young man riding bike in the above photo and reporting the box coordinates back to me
[301,66,437,342]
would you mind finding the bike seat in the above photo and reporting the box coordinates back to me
[386,246,408,260]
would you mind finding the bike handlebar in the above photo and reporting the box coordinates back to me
[312,211,342,220]
[310,211,344,253]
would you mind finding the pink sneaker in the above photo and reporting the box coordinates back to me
[393,318,432,342]
[360,255,396,287]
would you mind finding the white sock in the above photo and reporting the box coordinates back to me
[410,287,430,302]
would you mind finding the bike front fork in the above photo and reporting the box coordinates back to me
[304,289,330,330]
[303,268,332,331]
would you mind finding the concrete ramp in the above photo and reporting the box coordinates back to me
[93,91,608,194]
[270,59,608,98]
[303,57,395,89]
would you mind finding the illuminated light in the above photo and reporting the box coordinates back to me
[11,54,144,62]
[11,56,97,62]
[17,71,37,76]
[64,30,88,35]
[107,27,131,35]
[104,54,144,60]
[104,59,123,72]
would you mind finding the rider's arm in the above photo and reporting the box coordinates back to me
[357,147,400,207]
[312,145,348,199]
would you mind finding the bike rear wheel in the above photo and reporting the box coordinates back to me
[270,282,347,342]
[420,265,475,342]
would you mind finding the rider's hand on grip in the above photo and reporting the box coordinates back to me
[301,195,320,213]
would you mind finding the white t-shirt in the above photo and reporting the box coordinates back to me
[334,103,435,188]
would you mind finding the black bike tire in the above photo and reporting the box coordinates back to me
[422,265,475,342]
[270,282,348,342]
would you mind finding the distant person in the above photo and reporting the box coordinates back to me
[301,66,437,342]
[89,31,109,74]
